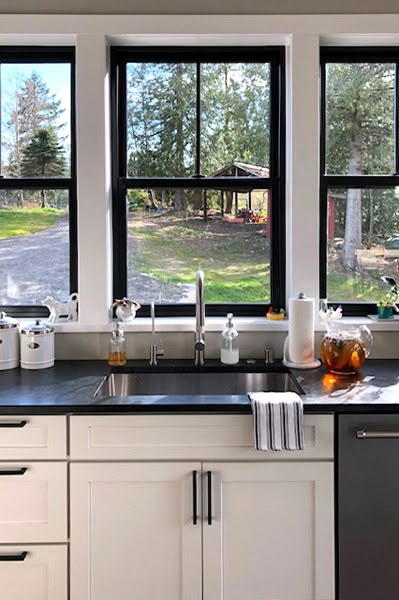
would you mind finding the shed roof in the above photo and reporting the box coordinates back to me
[210,161,269,178]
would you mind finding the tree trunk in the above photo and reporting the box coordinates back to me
[173,64,186,213]
[16,190,23,208]
[174,189,186,212]
[343,134,362,270]
[193,189,202,211]
[40,189,47,208]
[367,189,374,250]
[225,191,233,213]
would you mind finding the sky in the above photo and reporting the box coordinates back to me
[0,63,71,168]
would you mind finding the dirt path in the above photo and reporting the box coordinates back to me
[0,216,194,306]
[0,216,70,305]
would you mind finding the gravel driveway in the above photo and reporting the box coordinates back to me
[0,216,70,305]
[0,217,195,306]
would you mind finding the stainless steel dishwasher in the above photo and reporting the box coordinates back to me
[338,414,399,600]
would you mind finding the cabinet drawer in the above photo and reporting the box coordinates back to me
[0,416,66,459]
[70,414,333,460]
[0,545,67,600]
[0,462,67,542]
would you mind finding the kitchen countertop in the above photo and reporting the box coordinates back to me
[0,359,398,414]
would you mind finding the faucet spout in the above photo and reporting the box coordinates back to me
[194,270,205,367]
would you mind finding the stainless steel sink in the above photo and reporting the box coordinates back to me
[94,370,302,399]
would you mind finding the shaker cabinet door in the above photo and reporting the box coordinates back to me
[203,462,334,600]
[70,462,202,600]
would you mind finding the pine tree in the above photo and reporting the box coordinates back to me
[4,71,66,207]
[21,127,66,207]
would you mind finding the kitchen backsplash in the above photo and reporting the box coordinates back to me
[54,330,399,360]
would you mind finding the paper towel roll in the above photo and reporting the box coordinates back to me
[287,294,316,365]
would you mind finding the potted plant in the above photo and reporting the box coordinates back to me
[378,276,399,319]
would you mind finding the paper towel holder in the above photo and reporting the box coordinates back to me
[282,292,321,370]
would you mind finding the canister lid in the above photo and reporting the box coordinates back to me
[20,319,54,335]
[0,311,18,330]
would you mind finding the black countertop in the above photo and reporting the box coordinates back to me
[0,359,399,414]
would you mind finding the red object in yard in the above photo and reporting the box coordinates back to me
[266,191,271,239]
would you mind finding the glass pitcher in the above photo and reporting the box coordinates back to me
[320,321,373,374]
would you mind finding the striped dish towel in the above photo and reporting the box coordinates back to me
[249,392,304,451]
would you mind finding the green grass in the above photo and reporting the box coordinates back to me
[129,217,271,303]
[327,271,386,303]
[0,208,64,238]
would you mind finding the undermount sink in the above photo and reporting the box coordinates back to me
[93,369,303,399]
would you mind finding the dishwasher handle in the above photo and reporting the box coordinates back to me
[356,429,399,439]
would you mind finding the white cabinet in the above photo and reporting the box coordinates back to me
[71,459,334,600]
[203,462,334,600]
[0,462,67,542]
[0,545,67,600]
[70,462,202,600]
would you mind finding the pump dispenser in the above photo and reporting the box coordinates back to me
[220,313,239,365]
[108,323,127,366]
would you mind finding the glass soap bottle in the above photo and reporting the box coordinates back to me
[220,313,239,365]
[108,323,127,366]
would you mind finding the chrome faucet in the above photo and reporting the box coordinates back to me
[194,270,205,367]
[150,302,164,366]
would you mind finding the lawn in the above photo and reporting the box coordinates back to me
[128,213,271,303]
[0,208,64,238]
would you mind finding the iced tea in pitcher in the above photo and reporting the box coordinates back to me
[320,322,372,374]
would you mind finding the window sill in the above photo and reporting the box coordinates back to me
[17,316,289,333]
[17,315,399,334]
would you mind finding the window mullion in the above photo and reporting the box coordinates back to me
[195,62,201,177]
[395,63,399,175]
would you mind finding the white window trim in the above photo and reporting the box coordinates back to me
[2,15,399,329]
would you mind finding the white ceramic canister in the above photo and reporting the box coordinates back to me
[20,320,54,370]
[0,312,19,370]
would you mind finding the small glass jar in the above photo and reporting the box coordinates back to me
[108,323,127,366]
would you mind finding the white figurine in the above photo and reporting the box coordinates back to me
[42,293,79,323]
[319,304,343,321]
[112,298,141,322]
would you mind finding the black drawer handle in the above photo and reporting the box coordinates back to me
[0,468,27,476]
[192,470,197,526]
[207,471,212,526]
[0,421,27,428]
[0,552,28,561]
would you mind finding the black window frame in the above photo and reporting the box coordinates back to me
[0,46,77,318]
[320,46,399,316]
[111,46,286,317]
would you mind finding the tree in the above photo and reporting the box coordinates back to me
[326,63,394,270]
[126,61,270,215]
[21,127,66,207]
[4,71,66,207]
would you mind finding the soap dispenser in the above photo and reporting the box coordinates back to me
[220,313,239,365]
[108,323,127,366]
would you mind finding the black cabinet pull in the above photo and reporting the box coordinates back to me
[0,421,27,428]
[0,468,27,476]
[207,471,212,525]
[192,470,198,525]
[0,552,28,561]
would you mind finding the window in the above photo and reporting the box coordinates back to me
[111,47,285,316]
[0,47,76,317]
[320,47,399,315]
